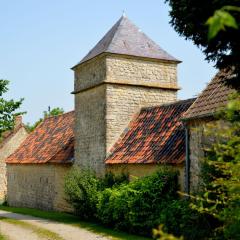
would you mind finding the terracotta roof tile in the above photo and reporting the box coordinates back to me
[183,68,236,120]
[105,99,195,165]
[6,111,74,164]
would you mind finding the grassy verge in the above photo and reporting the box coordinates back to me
[0,232,8,240]
[0,205,151,240]
[0,216,63,240]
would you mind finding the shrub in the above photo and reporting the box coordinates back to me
[97,168,180,235]
[99,172,129,189]
[64,168,128,220]
[65,167,210,238]
[64,168,99,219]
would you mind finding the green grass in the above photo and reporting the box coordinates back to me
[0,216,63,240]
[0,205,151,240]
[0,232,8,240]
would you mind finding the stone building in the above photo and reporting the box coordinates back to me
[106,98,195,190]
[4,16,197,211]
[0,116,28,203]
[72,15,181,174]
[183,68,235,193]
[6,112,74,211]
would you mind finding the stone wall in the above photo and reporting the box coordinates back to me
[106,164,185,191]
[74,54,179,93]
[106,55,178,88]
[74,55,106,92]
[74,84,106,174]
[7,164,72,212]
[188,120,214,192]
[106,84,177,151]
[0,127,28,203]
[74,53,179,175]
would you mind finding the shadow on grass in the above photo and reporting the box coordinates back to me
[0,205,151,240]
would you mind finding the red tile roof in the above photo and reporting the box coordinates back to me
[6,111,74,164]
[105,99,195,165]
[183,68,235,120]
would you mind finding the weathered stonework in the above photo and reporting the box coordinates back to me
[7,164,72,211]
[106,55,178,88]
[74,54,179,93]
[106,84,176,151]
[106,164,185,191]
[74,54,179,174]
[74,55,106,92]
[74,84,106,173]
[188,120,214,193]
[0,127,28,203]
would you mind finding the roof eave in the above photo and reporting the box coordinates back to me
[71,52,181,70]
[181,112,215,122]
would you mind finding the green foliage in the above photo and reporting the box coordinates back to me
[0,79,24,139]
[64,168,99,220]
[191,93,240,239]
[97,169,181,236]
[165,0,240,87]
[99,172,129,189]
[64,168,128,220]
[207,6,240,39]
[65,168,211,238]
[43,107,64,118]
[153,225,183,240]
[25,107,64,132]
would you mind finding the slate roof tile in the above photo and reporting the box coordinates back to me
[73,16,179,67]
[105,99,195,165]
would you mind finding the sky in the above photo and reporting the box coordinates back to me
[0,0,217,124]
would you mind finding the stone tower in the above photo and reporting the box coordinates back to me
[72,16,180,174]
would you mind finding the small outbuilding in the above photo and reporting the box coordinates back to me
[6,111,74,211]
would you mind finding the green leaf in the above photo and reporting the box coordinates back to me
[206,9,238,39]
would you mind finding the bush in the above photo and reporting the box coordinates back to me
[65,167,210,238]
[99,172,129,189]
[64,168,128,220]
[97,168,180,236]
[64,168,99,219]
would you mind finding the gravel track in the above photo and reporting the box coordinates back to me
[0,210,110,240]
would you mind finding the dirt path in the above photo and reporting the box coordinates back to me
[0,210,110,240]
[0,221,43,240]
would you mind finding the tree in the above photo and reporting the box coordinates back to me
[165,0,240,87]
[0,79,24,139]
[25,107,64,132]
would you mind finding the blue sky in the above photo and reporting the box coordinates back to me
[0,0,216,124]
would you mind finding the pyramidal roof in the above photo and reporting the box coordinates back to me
[74,15,180,67]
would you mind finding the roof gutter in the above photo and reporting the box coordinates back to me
[181,112,215,122]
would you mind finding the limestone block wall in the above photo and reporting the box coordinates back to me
[74,55,106,92]
[188,120,214,192]
[74,84,106,174]
[7,164,72,212]
[0,127,28,203]
[106,164,185,191]
[106,55,178,88]
[74,54,179,93]
[106,84,177,151]
[74,54,179,175]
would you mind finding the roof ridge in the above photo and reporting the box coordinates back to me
[73,15,179,68]
[107,16,125,52]
[44,110,74,120]
[19,110,75,144]
[141,98,196,111]
[183,68,235,120]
